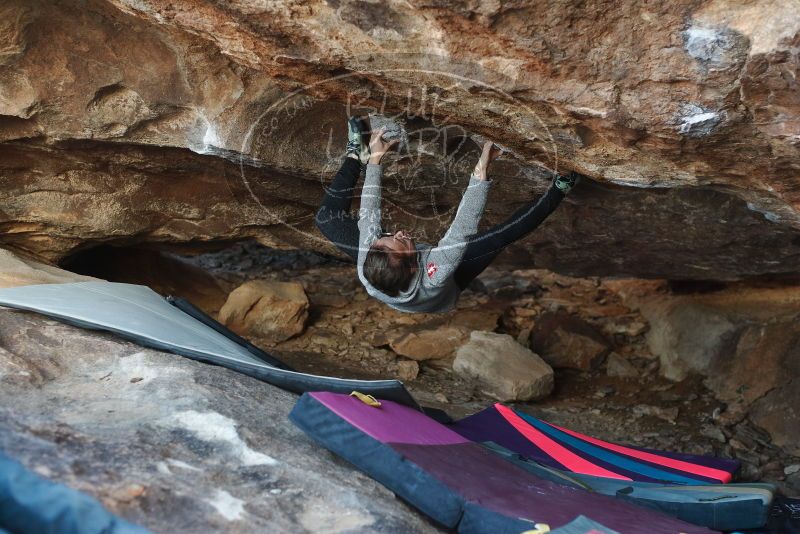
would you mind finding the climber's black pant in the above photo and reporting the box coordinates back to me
[315,158,565,289]
[451,184,564,290]
[315,157,363,263]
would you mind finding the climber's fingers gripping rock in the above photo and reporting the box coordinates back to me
[473,141,503,181]
[368,127,399,165]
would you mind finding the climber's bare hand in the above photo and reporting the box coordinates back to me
[474,141,503,180]
[368,127,398,164]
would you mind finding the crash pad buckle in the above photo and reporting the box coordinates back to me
[521,524,550,534]
[350,391,381,407]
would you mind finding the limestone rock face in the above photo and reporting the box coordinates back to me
[0,309,435,532]
[0,0,798,280]
[219,280,309,343]
[454,331,554,402]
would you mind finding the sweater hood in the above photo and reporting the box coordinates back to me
[357,245,429,304]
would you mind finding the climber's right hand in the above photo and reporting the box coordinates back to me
[368,127,398,165]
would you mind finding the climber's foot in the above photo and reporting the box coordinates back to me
[554,171,581,194]
[345,116,370,164]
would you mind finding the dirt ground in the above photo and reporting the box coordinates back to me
[77,241,800,497]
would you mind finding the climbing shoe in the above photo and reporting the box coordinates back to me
[345,116,370,164]
[554,171,581,194]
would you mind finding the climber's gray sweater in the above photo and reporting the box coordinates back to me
[357,163,491,313]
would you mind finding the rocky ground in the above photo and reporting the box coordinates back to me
[2,241,800,533]
[174,242,800,496]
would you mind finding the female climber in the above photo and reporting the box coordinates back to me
[315,117,580,314]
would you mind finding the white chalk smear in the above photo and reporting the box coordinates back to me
[156,462,171,475]
[676,104,722,137]
[679,111,718,131]
[167,458,202,471]
[206,489,246,521]
[118,352,163,382]
[168,410,278,466]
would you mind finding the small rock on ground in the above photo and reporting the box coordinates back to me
[529,312,610,370]
[219,279,309,343]
[454,331,554,402]
[606,352,639,378]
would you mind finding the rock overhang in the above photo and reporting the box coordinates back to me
[0,0,798,281]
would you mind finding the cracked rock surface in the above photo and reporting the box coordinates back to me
[0,0,799,280]
[0,309,437,533]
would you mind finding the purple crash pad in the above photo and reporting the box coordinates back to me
[300,392,712,534]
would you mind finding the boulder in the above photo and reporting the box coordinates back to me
[706,321,800,405]
[529,312,610,370]
[383,308,502,361]
[642,299,740,381]
[219,280,309,343]
[388,325,468,361]
[635,286,800,458]
[750,382,800,456]
[709,319,800,456]
[454,331,554,402]
[0,309,435,532]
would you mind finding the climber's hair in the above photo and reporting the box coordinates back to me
[363,243,417,296]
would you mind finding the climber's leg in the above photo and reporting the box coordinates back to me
[315,157,362,263]
[453,172,579,290]
[314,117,371,262]
[315,117,371,262]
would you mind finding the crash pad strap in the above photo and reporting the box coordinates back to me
[166,295,293,371]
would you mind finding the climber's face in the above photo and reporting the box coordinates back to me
[376,230,416,257]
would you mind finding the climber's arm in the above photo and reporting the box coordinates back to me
[423,142,501,286]
[423,175,491,286]
[356,162,383,269]
[356,128,398,274]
